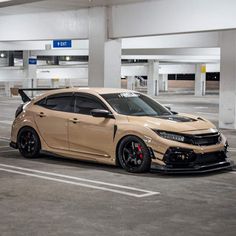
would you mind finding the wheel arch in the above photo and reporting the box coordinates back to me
[17,125,41,149]
[115,134,147,166]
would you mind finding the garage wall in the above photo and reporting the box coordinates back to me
[168,80,219,92]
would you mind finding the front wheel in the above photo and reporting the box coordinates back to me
[117,136,151,173]
[17,127,41,158]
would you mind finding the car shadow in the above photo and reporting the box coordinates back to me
[1,149,233,179]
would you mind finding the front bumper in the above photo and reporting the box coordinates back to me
[151,146,235,174]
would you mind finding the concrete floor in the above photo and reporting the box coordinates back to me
[0,94,235,236]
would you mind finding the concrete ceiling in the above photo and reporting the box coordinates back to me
[0,0,149,15]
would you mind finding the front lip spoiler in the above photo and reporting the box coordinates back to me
[151,159,235,174]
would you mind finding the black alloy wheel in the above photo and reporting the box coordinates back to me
[118,136,151,173]
[17,127,41,158]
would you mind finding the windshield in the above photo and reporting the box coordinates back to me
[101,92,172,116]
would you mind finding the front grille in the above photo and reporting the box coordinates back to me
[195,151,227,165]
[187,132,221,146]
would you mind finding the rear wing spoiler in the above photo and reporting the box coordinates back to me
[17,88,63,103]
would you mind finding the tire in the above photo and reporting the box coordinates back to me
[17,127,41,158]
[117,136,151,173]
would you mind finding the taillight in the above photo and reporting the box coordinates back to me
[15,104,24,118]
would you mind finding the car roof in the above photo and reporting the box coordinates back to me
[33,87,137,101]
[38,87,135,96]
[76,87,134,95]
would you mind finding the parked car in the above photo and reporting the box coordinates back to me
[10,87,233,173]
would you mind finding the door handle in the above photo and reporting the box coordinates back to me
[69,118,80,124]
[38,112,47,118]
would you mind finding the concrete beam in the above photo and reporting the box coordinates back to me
[0,0,43,8]
[122,48,220,56]
[110,0,236,38]
[0,40,88,51]
[122,55,220,64]
[122,32,220,49]
[0,9,89,41]
[32,49,88,56]
[0,32,218,51]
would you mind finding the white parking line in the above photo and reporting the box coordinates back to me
[0,164,160,198]
[194,106,209,109]
[0,150,17,153]
[196,112,217,115]
[0,137,10,141]
[0,146,10,149]
[229,148,236,152]
[0,121,13,125]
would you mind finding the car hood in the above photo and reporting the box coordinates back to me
[127,113,216,134]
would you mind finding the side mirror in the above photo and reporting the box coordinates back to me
[91,109,114,118]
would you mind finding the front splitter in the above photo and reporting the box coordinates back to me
[151,159,235,174]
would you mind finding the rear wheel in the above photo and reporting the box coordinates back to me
[17,127,41,158]
[117,136,151,173]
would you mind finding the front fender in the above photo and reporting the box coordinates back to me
[113,123,157,149]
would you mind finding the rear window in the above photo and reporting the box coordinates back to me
[35,93,74,113]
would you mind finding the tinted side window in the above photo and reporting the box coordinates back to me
[35,97,46,106]
[37,93,74,113]
[75,95,105,115]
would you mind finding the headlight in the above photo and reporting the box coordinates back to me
[154,131,186,143]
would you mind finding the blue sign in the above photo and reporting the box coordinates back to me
[53,40,72,48]
[28,58,37,65]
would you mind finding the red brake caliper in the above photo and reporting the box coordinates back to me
[137,144,143,159]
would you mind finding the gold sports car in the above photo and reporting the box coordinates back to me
[10,87,234,173]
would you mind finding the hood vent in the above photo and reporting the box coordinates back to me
[157,115,197,123]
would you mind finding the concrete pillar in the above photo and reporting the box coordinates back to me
[8,51,14,67]
[159,74,168,92]
[0,53,8,66]
[88,7,121,88]
[65,79,71,88]
[147,60,159,97]
[4,81,14,97]
[51,78,60,88]
[127,76,135,90]
[23,51,37,93]
[195,64,206,96]
[219,30,236,129]
[53,56,59,65]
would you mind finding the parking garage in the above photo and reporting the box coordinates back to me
[0,0,236,236]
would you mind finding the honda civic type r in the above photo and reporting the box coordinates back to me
[10,87,233,173]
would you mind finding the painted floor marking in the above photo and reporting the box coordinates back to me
[0,120,13,125]
[196,112,217,115]
[194,106,209,109]
[0,137,10,141]
[229,148,236,152]
[0,150,17,153]
[0,163,160,198]
[0,146,10,149]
